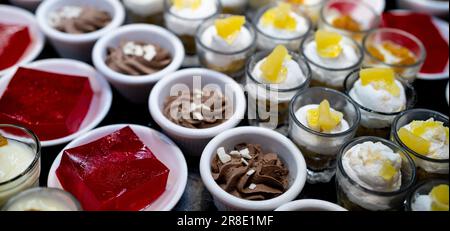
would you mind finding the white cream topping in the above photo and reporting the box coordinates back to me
[295,104,350,134]
[122,42,157,61]
[0,140,35,183]
[220,0,247,8]
[252,58,306,90]
[412,194,432,211]
[304,38,360,69]
[169,0,217,20]
[49,6,82,27]
[123,0,164,16]
[257,10,309,39]
[6,196,73,211]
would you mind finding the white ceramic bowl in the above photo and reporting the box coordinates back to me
[0,5,45,76]
[93,24,185,103]
[275,199,347,211]
[47,124,188,211]
[397,0,449,17]
[9,0,42,11]
[36,0,125,62]
[149,68,247,156]
[200,126,307,211]
[0,59,112,147]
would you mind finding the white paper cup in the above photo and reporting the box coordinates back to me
[47,124,188,211]
[0,58,112,147]
[275,199,347,211]
[36,0,125,62]
[93,24,185,103]
[149,68,246,156]
[0,5,45,76]
[200,126,307,211]
[9,0,42,11]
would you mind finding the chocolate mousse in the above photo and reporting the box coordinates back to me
[211,143,289,200]
[49,6,112,34]
[106,41,172,76]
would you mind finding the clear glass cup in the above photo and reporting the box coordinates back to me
[362,28,426,83]
[2,187,82,211]
[300,33,364,91]
[318,0,380,43]
[164,0,221,56]
[278,0,326,27]
[288,87,360,184]
[246,50,311,133]
[248,0,275,11]
[336,136,417,211]
[253,3,312,51]
[196,14,257,81]
[391,109,449,181]
[0,124,41,207]
[344,69,417,139]
[123,0,165,26]
[220,0,248,14]
[405,179,448,211]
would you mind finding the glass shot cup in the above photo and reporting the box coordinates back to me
[405,179,448,211]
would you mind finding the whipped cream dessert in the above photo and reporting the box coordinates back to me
[367,41,417,67]
[326,12,365,33]
[0,136,35,184]
[123,0,164,17]
[49,6,112,34]
[5,193,75,211]
[412,184,449,211]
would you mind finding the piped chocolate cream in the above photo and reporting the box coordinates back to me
[49,6,112,34]
[212,143,289,200]
[106,41,172,76]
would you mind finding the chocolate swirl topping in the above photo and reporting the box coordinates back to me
[51,6,112,34]
[212,144,289,201]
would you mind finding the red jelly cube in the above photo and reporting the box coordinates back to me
[0,67,93,141]
[0,23,31,70]
[56,126,170,211]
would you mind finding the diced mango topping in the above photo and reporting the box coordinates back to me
[430,185,449,211]
[0,134,7,147]
[367,45,385,62]
[260,45,291,83]
[286,0,305,4]
[331,15,361,32]
[215,16,246,44]
[315,30,343,58]
[261,3,297,31]
[382,41,417,66]
[173,0,201,10]
[398,128,431,155]
[379,160,397,181]
[307,100,343,132]
[360,68,401,97]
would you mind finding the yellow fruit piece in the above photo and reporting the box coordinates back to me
[367,45,385,62]
[306,109,320,131]
[379,161,397,181]
[398,127,430,155]
[382,41,417,66]
[173,0,201,9]
[286,0,305,4]
[215,16,246,44]
[260,45,290,83]
[332,15,361,32]
[360,68,401,97]
[307,100,343,132]
[410,120,445,137]
[315,30,343,58]
[0,134,8,147]
[430,184,449,211]
[261,3,297,31]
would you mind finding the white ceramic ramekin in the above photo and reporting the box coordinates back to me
[36,0,125,62]
[149,68,246,156]
[9,0,42,11]
[47,124,188,211]
[93,24,185,103]
[0,58,112,147]
[0,5,45,76]
[275,199,347,211]
[200,126,307,211]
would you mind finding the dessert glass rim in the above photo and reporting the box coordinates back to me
[254,2,313,41]
[289,87,361,138]
[246,50,312,93]
[337,136,417,196]
[391,108,449,163]
[274,199,347,211]
[363,28,427,69]
[288,0,326,8]
[320,0,381,34]
[343,69,418,116]
[300,33,364,71]
[163,0,222,21]
[195,14,257,56]
[404,179,448,211]
[0,124,41,188]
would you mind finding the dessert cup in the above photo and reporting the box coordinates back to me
[36,0,125,62]
[405,179,449,211]
[221,0,248,14]
[9,0,43,11]
[0,59,112,147]
[289,87,360,184]
[336,136,416,211]
[149,68,246,156]
[0,5,45,76]
[2,187,81,211]
[123,0,164,26]
[47,124,188,211]
[281,0,327,27]
[391,109,449,181]
[200,126,307,211]
[275,199,347,211]
[363,28,426,83]
[92,24,184,104]
[344,69,417,139]
[0,124,41,207]
[196,14,256,81]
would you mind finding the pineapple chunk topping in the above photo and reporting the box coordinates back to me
[286,0,305,4]
[410,120,448,140]
[398,127,431,155]
[430,184,449,211]
[0,134,8,147]
[173,0,201,10]
[360,68,401,97]
[332,15,361,32]
[215,16,246,44]
[261,3,297,31]
[315,30,343,58]
[382,41,417,66]
[306,100,343,132]
[260,45,291,83]
[379,160,397,181]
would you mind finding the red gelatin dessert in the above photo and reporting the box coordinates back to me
[0,67,93,141]
[56,126,170,211]
[0,23,32,70]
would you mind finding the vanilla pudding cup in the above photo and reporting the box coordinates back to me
[391,109,449,181]
[196,14,256,81]
[336,136,416,211]
[344,69,417,139]
[0,124,41,207]
[301,33,363,90]
[221,0,248,14]
[2,187,81,211]
[288,87,360,184]
[275,199,347,211]
[123,0,165,26]
[405,179,449,211]
[281,0,326,27]
[163,0,221,56]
